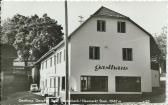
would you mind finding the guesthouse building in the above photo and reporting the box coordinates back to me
[34,6,160,99]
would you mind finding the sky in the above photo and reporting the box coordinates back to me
[1,0,168,36]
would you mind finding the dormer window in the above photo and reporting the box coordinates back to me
[97,20,106,32]
[117,21,126,33]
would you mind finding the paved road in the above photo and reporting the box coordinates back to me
[1,91,45,105]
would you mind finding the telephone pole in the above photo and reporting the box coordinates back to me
[64,1,70,105]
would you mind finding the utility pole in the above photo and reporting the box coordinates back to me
[65,1,70,105]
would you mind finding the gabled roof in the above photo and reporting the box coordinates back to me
[69,6,129,38]
[34,6,160,66]
[34,41,64,65]
[93,6,128,19]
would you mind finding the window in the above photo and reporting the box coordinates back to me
[42,62,44,70]
[50,78,55,88]
[54,55,56,65]
[60,52,62,63]
[97,20,106,32]
[89,46,100,60]
[57,53,59,64]
[62,77,65,90]
[64,49,65,61]
[50,57,52,67]
[81,76,108,92]
[117,21,126,33]
[115,76,141,92]
[46,60,47,68]
[45,79,47,87]
[123,48,133,61]
[54,78,56,88]
[50,78,52,88]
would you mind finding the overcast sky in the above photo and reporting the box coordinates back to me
[1,1,167,35]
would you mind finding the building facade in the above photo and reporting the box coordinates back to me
[34,6,160,99]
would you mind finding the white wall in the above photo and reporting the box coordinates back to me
[39,43,71,99]
[70,16,152,94]
[151,70,160,87]
[39,44,65,97]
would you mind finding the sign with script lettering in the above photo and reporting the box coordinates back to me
[95,65,128,71]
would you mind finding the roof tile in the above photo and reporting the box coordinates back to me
[93,6,128,18]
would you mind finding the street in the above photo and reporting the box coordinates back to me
[1,91,45,105]
[1,80,166,105]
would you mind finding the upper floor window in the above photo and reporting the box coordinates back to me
[54,55,56,65]
[64,49,65,61]
[123,48,133,61]
[57,53,59,64]
[50,57,52,67]
[60,52,62,63]
[46,60,47,68]
[117,21,126,33]
[57,51,62,64]
[89,46,100,60]
[42,62,44,70]
[97,20,106,32]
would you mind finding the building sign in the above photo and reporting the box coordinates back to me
[95,65,128,71]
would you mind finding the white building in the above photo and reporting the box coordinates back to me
[33,6,160,99]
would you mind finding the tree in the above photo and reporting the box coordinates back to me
[154,26,167,73]
[154,26,167,60]
[1,14,63,65]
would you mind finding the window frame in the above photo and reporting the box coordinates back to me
[42,62,44,70]
[45,79,47,87]
[97,20,106,32]
[62,76,65,91]
[122,48,133,61]
[54,55,56,65]
[115,76,141,92]
[117,21,126,33]
[60,51,62,63]
[81,76,108,92]
[50,57,52,67]
[64,49,65,61]
[46,60,47,68]
[57,53,59,64]
[89,46,100,60]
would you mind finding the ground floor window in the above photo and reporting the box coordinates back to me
[81,76,108,92]
[45,79,47,87]
[62,77,65,90]
[115,76,141,92]
[50,78,56,88]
